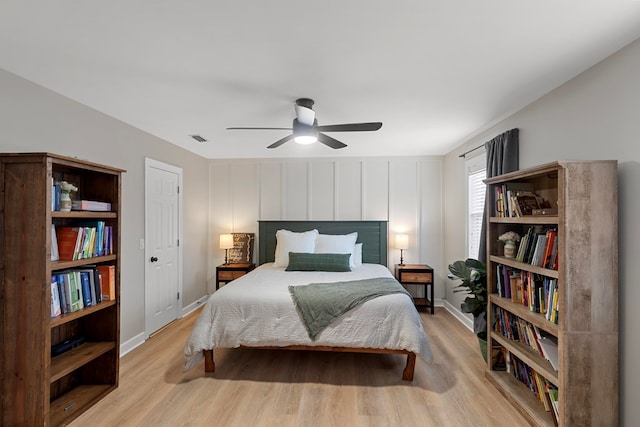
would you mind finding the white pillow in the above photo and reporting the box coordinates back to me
[273,229,318,268]
[314,232,358,268]
[353,243,363,267]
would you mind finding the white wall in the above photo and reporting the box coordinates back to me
[0,68,210,349]
[209,157,444,300]
[443,38,640,425]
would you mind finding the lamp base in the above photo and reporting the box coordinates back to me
[224,249,229,265]
[399,249,405,266]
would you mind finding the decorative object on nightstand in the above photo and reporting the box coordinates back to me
[216,263,255,290]
[219,233,234,265]
[395,263,434,314]
[395,233,408,266]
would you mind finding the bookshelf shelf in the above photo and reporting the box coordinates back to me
[50,384,115,427]
[490,215,559,225]
[486,370,555,427]
[491,296,559,336]
[52,254,118,271]
[489,255,559,279]
[50,341,116,382]
[0,152,124,426]
[485,160,618,426]
[491,333,558,385]
[52,211,117,219]
[50,299,117,327]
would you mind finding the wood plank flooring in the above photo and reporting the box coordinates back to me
[70,308,531,427]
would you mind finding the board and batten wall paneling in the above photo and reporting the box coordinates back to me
[389,160,422,297]
[258,162,282,220]
[419,158,444,300]
[284,162,309,219]
[363,159,390,220]
[230,162,259,232]
[335,160,363,220]
[309,161,335,220]
[211,157,443,297]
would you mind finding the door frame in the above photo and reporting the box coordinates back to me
[144,158,184,339]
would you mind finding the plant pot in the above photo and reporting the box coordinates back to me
[503,240,517,258]
[478,336,488,362]
[60,192,72,212]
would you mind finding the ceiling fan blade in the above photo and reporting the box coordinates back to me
[317,133,347,149]
[316,122,382,132]
[227,127,292,130]
[267,134,294,149]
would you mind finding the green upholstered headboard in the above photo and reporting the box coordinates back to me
[257,220,388,266]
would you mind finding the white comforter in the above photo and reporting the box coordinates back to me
[183,263,432,370]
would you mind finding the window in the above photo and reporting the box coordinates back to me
[466,153,486,259]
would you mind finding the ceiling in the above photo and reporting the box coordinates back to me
[2,1,640,159]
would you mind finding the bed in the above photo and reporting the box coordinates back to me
[183,220,432,381]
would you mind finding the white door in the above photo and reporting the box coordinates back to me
[145,158,183,336]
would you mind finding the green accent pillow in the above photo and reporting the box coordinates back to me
[286,252,352,272]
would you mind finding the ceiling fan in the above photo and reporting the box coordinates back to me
[227,98,382,149]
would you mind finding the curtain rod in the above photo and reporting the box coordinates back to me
[458,143,484,158]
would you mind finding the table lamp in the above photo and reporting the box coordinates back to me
[395,233,408,266]
[219,233,234,265]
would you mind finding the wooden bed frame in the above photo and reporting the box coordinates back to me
[202,220,417,381]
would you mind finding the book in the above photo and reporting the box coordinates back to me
[97,265,116,301]
[51,277,62,317]
[78,266,101,304]
[71,199,112,211]
[76,221,106,257]
[68,271,84,312]
[79,271,93,307]
[502,182,535,217]
[56,227,83,261]
[52,182,61,211]
[51,225,59,261]
[510,275,522,303]
[538,336,559,371]
[55,274,69,314]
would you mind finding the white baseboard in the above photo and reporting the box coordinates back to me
[120,332,145,357]
[120,295,209,358]
[442,299,473,332]
[181,294,209,317]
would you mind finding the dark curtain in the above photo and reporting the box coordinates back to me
[478,128,519,264]
[473,128,518,336]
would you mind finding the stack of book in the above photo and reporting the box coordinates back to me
[54,222,113,261]
[516,227,558,270]
[50,265,116,317]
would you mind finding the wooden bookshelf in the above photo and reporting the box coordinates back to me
[0,153,124,426]
[485,160,618,426]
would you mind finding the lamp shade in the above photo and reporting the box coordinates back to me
[395,234,409,250]
[219,234,234,249]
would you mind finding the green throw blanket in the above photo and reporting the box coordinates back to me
[289,277,412,340]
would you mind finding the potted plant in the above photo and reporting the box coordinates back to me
[498,231,520,258]
[58,180,78,212]
[447,258,488,360]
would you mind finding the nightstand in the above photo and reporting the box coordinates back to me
[216,263,255,290]
[395,264,434,314]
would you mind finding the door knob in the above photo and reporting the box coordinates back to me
[150,256,158,262]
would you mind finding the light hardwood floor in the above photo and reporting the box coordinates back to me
[71,307,530,427]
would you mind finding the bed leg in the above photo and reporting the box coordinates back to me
[204,350,215,373]
[402,352,416,381]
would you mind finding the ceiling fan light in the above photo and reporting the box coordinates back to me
[294,135,318,144]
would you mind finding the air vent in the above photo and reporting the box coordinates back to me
[190,134,207,143]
